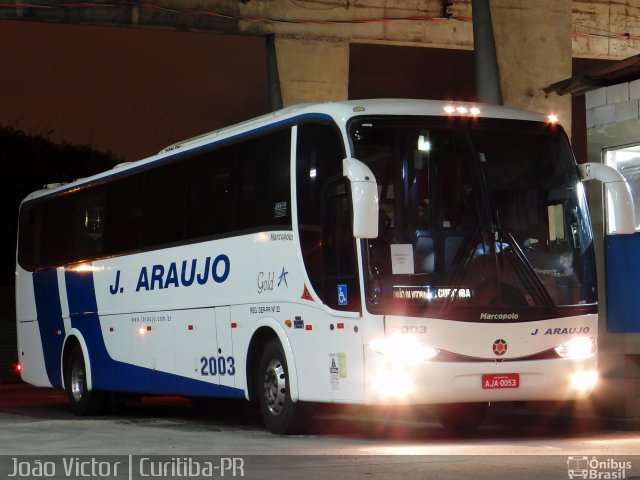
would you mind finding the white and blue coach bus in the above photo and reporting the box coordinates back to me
[16,99,615,434]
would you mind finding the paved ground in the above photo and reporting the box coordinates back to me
[0,383,638,479]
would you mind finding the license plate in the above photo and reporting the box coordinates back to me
[482,373,520,389]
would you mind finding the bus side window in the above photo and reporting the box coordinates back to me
[104,174,143,255]
[141,161,187,247]
[186,145,236,239]
[78,194,105,257]
[237,129,291,230]
[40,194,75,267]
[17,205,37,269]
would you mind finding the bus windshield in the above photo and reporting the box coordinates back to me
[349,116,597,320]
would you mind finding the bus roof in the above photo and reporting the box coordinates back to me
[159,99,547,154]
[22,99,551,203]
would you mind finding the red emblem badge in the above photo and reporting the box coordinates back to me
[493,339,507,356]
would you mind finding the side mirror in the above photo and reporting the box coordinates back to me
[578,163,636,234]
[343,158,379,239]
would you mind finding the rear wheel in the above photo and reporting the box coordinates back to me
[257,338,307,434]
[65,345,107,416]
[435,402,488,434]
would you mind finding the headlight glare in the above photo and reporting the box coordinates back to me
[370,334,439,364]
[554,336,597,359]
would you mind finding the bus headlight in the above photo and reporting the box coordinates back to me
[370,334,439,365]
[554,336,597,359]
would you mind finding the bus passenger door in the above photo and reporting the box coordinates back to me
[321,177,361,311]
[215,306,235,389]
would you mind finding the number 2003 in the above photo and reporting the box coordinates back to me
[200,356,236,376]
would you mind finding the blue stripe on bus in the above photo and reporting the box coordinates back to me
[64,269,244,398]
[32,270,65,388]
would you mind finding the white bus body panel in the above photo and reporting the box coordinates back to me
[16,266,54,388]
[16,320,51,388]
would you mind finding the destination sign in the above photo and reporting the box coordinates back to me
[392,286,474,301]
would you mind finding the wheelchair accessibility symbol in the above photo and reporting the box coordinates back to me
[337,284,348,306]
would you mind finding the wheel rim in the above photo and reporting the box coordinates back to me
[70,359,85,403]
[263,358,286,416]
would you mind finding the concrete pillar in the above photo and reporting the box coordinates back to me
[491,0,572,129]
[472,0,503,105]
[274,36,349,107]
[270,1,573,125]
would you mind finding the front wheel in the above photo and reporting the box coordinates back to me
[257,338,307,434]
[435,402,489,434]
[65,345,107,416]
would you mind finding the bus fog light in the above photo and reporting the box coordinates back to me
[372,369,414,397]
[572,370,598,391]
[370,334,439,365]
[554,336,596,359]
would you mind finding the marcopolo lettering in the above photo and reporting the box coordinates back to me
[270,233,294,241]
[479,313,519,320]
[136,255,230,292]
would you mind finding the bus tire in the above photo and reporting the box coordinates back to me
[435,402,488,434]
[257,338,307,434]
[65,345,107,416]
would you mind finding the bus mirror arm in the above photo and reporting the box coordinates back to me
[343,158,379,239]
[578,162,636,235]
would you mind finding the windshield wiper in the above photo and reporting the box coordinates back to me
[439,226,490,312]
[501,230,556,311]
